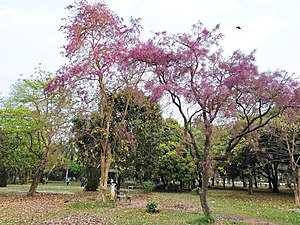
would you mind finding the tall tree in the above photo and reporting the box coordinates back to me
[130,22,300,215]
[112,89,163,182]
[47,1,141,201]
[258,126,290,193]
[9,69,72,196]
[259,114,300,207]
[0,128,11,186]
[157,118,197,190]
[0,105,41,186]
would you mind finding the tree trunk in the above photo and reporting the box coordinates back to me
[116,176,121,190]
[65,168,69,182]
[96,79,115,202]
[199,171,210,216]
[272,165,279,193]
[272,179,279,193]
[248,172,254,195]
[267,172,273,189]
[180,181,184,190]
[28,158,47,196]
[13,168,17,184]
[0,167,8,187]
[23,169,30,184]
[198,170,203,188]
[222,177,226,189]
[294,167,300,208]
[241,171,246,187]
[253,171,258,189]
[199,120,212,216]
[97,144,112,202]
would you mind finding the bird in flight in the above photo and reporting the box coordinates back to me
[236,26,241,29]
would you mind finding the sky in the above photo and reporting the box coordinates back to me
[0,0,299,97]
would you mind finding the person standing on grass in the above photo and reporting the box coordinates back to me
[80,177,85,187]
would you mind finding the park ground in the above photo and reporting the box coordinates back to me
[0,182,300,225]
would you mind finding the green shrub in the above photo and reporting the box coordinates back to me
[146,201,159,213]
[141,180,155,193]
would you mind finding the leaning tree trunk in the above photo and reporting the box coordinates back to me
[28,158,47,196]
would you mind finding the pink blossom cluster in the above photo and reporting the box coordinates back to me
[130,23,299,124]
[48,0,141,98]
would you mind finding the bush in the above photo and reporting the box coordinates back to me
[141,180,155,194]
[146,201,159,213]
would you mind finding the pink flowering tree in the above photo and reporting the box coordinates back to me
[47,1,141,201]
[130,22,300,215]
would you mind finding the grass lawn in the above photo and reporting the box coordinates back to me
[0,182,299,224]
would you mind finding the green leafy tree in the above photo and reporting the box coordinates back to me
[258,114,300,206]
[158,119,197,190]
[0,105,41,185]
[7,68,73,196]
[258,127,289,192]
[0,129,9,186]
[72,114,101,191]
[72,89,164,188]
[113,90,164,182]
[69,159,83,179]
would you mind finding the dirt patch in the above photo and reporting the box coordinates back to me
[216,215,279,225]
[36,212,111,225]
[116,199,148,208]
[164,203,198,212]
[0,193,71,213]
[0,192,78,224]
